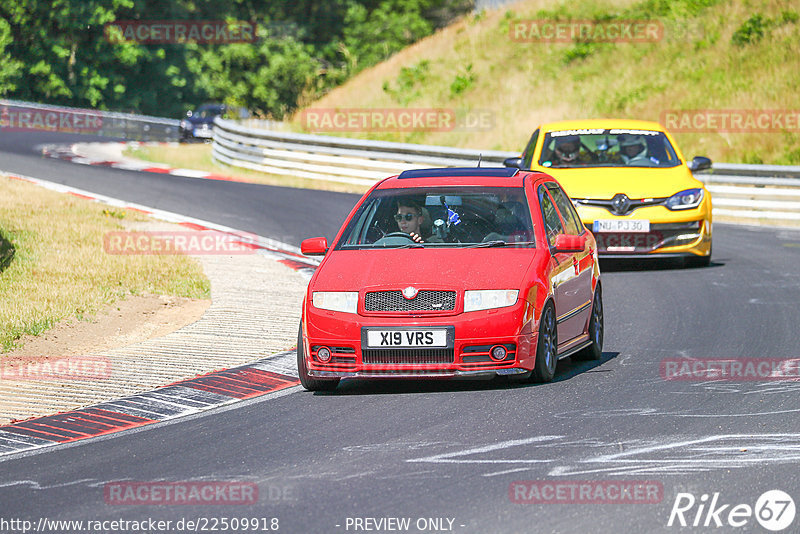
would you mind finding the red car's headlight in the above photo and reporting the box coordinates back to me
[464,290,518,312]
[312,291,358,314]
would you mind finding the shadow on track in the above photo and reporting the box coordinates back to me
[309,351,620,396]
[600,257,725,272]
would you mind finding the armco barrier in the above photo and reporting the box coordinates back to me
[212,117,800,226]
[1,98,180,142]
[211,117,512,186]
[694,164,800,223]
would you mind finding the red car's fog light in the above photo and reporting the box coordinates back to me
[316,346,332,363]
[489,345,508,361]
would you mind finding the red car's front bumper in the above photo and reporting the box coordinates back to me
[302,301,537,379]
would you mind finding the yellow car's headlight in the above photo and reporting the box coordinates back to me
[666,188,704,210]
[464,290,519,312]
[312,292,358,313]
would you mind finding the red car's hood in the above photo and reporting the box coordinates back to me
[311,248,540,291]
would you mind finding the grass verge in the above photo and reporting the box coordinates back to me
[297,0,800,165]
[125,143,370,195]
[0,174,211,353]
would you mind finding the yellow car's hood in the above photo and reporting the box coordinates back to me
[537,165,702,200]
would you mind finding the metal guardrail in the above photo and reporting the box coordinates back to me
[211,117,513,186]
[0,99,180,142]
[693,166,800,223]
[212,117,800,225]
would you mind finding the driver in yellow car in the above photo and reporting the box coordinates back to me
[551,135,593,166]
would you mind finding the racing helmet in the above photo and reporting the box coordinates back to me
[554,135,580,163]
[618,134,647,162]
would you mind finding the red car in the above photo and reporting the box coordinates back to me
[298,167,603,391]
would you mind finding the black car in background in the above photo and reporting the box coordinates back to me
[179,103,226,141]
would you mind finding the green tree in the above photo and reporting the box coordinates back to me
[0,17,23,94]
[340,0,433,72]
[0,0,470,117]
[186,31,318,119]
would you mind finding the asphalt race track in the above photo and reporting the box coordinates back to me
[2,132,800,533]
[0,132,357,245]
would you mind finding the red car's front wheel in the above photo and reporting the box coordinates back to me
[531,302,558,383]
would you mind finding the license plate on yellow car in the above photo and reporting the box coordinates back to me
[593,219,650,233]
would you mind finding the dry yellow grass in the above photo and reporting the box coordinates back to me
[295,0,800,164]
[0,174,210,352]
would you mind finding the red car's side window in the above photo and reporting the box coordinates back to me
[546,183,584,236]
[538,185,564,247]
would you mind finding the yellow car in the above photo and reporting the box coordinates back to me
[504,119,712,266]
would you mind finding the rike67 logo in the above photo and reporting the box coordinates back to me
[667,490,796,531]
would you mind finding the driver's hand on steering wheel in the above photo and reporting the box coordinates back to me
[409,232,424,243]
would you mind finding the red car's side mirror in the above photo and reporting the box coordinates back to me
[301,237,328,256]
[553,234,586,253]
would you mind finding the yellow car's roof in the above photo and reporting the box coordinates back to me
[538,119,667,132]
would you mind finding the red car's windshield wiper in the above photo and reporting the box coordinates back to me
[379,243,425,249]
[467,240,536,248]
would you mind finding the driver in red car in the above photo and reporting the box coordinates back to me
[395,199,441,243]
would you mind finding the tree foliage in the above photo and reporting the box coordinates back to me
[0,0,472,118]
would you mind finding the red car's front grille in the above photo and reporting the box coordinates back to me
[364,290,456,312]
[362,348,454,365]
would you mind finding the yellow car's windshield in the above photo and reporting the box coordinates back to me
[539,128,681,169]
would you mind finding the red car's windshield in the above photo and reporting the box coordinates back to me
[336,186,536,249]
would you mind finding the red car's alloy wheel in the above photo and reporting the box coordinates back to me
[531,302,557,382]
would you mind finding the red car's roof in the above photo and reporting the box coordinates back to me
[375,168,550,189]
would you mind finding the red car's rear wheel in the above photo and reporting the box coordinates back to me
[574,286,603,361]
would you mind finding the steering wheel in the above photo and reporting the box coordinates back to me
[382,232,416,240]
[373,231,419,246]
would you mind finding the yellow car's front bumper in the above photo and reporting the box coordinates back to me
[576,202,712,258]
